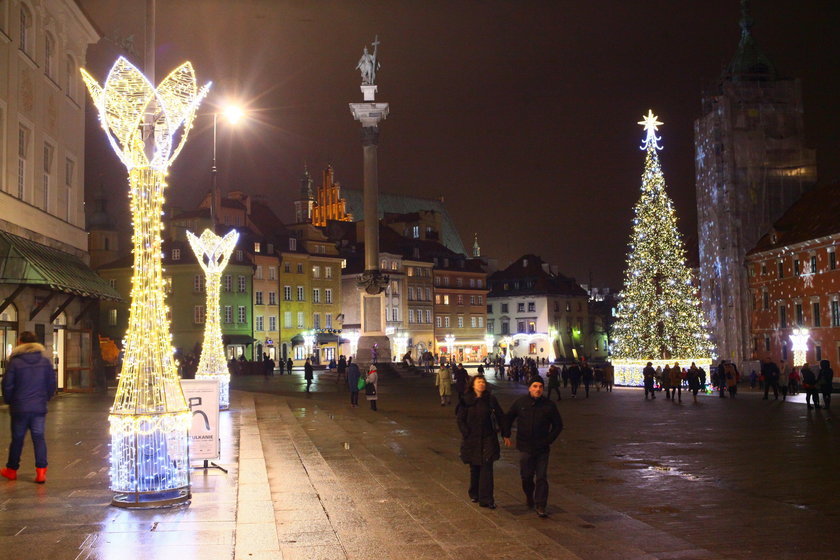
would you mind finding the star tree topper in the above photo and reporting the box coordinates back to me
[638,109,664,150]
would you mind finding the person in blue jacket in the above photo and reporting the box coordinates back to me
[2,331,57,483]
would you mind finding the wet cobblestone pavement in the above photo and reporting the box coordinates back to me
[0,367,837,559]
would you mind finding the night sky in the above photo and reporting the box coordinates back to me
[78,1,840,289]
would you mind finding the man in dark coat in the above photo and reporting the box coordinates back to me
[643,362,656,399]
[304,359,314,393]
[286,357,293,375]
[453,362,469,397]
[505,377,563,517]
[2,332,57,483]
[567,362,581,397]
[761,357,780,400]
[346,357,361,408]
[817,360,834,410]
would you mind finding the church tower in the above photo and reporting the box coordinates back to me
[311,165,352,226]
[694,1,817,366]
[294,166,315,224]
[472,233,481,258]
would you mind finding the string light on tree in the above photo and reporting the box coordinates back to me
[187,229,239,409]
[611,111,715,385]
[81,57,210,508]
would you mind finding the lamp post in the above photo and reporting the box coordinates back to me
[790,328,810,367]
[209,105,244,225]
[445,333,456,365]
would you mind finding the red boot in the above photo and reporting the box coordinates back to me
[35,468,47,484]
[1,468,17,481]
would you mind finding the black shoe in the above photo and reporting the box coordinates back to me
[526,496,535,509]
[470,497,479,503]
[479,502,496,509]
[535,506,548,518]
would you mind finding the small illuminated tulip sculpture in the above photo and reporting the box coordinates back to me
[790,328,810,367]
[81,57,210,507]
[187,229,239,409]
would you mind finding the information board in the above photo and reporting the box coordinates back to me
[181,379,220,461]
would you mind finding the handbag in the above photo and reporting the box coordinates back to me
[365,382,376,396]
[357,376,366,391]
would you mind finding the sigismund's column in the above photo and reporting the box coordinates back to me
[350,36,391,366]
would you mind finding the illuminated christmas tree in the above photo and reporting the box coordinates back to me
[611,111,714,384]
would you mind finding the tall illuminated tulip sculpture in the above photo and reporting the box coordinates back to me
[187,229,239,409]
[81,57,211,507]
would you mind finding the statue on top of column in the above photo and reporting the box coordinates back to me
[356,35,381,85]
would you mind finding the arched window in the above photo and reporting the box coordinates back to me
[19,3,32,56]
[44,32,55,79]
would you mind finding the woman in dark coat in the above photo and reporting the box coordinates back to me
[456,374,509,509]
[304,359,314,393]
[817,360,833,410]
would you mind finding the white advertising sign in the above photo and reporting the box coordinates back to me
[182,379,220,461]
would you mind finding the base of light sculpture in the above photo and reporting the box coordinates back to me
[612,358,713,386]
[109,413,191,508]
[196,373,230,410]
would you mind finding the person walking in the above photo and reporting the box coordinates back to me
[436,360,453,406]
[365,364,379,411]
[568,362,581,398]
[346,357,361,408]
[304,359,314,393]
[1,332,57,483]
[262,353,274,378]
[457,374,508,509]
[453,362,469,401]
[546,364,561,401]
[581,362,593,398]
[669,362,682,403]
[761,357,780,400]
[801,363,819,409]
[778,361,790,401]
[724,361,740,398]
[643,362,656,399]
[337,354,348,388]
[603,362,614,392]
[817,360,833,411]
[505,377,563,518]
[561,364,569,388]
[286,357,293,375]
[661,364,672,400]
[687,362,701,403]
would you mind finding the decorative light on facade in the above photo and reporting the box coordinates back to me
[445,333,456,363]
[484,334,495,355]
[345,330,360,357]
[187,229,239,410]
[393,332,409,359]
[303,331,316,358]
[81,57,210,508]
[789,328,810,367]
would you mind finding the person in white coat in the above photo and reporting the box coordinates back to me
[365,365,379,411]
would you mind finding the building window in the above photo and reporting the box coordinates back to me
[832,300,840,328]
[193,275,204,293]
[778,305,787,329]
[501,321,510,335]
[284,311,292,328]
[254,242,261,253]
[456,277,463,287]
[391,261,398,271]
[297,311,305,329]
[269,316,277,331]
[235,249,243,261]
[794,259,800,276]
[297,286,304,301]
[425,310,431,323]
[777,262,784,278]
[816,345,822,362]
[325,289,333,304]
[411,225,420,238]
[313,288,320,303]
[194,305,206,324]
[17,125,30,200]
[517,320,526,333]
[762,291,769,310]
[443,295,450,305]
[312,266,320,278]
[761,262,767,275]
[325,266,332,279]
[444,316,450,328]
[238,306,246,324]
[296,263,303,274]
[255,266,263,280]
[444,277,450,286]
[434,276,441,286]
[238,275,246,293]
[409,309,415,323]
[457,295,463,305]
[313,313,320,329]
[268,291,276,305]
[289,238,297,251]
[256,316,264,331]
[795,303,803,325]
[284,286,291,301]
[326,313,332,328]
[486,304,493,314]
[517,303,525,312]
[501,303,508,313]
[470,316,476,328]
[255,291,263,305]
[528,302,536,312]
[19,4,32,55]
[478,317,484,328]
[269,266,276,280]
[380,259,387,270]
[487,319,494,333]
[41,142,54,212]
[436,316,442,328]
[813,302,821,327]
[284,262,291,273]
[108,308,117,326]
[169,248,180,261]
[478,295,483,304]
[830,251,837,271]
[811,255,817,275]
[224,306,232,324]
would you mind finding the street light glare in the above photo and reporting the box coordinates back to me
[222,105,244,124]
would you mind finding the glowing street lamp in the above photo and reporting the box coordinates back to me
[187,229,239,410]
[81,57,210,508]
[790,328,810,367]
[210,104,245,224]
[345,330,360,357]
